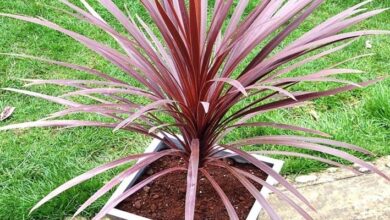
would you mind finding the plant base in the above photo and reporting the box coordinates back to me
[106,135,284,220]
[116,155,268,219]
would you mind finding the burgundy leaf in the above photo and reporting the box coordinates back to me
[0,120,113,131]
[226,122,331,137]
[247,85,297,100]
[234,167,313,220]
[227,138,388,180]
[210,78,248,96]
[220,145,315,212]
[31,150,177,213]
[62,88,157,100]
[148,123,181,134]
[0,120,167,144]
[72,150,176,217]
[45,104,138,118]
[185,139,200,220]
[251,150,360,174]
[21,79,131,88]
[329,53,375,69]
[229,134,373,155]
[200,168,239,220]
[0,53,126,84]
[232,78,384,120]
[270,40,357,80]
[2,88,80,107]
[114,100,175,132]
[220,163,281,220]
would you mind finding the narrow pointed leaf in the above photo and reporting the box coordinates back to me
[221,145,315,211]
[72,150,175,217]
[227,122,331,137]
[185,139,200,220]
[200,168,239,220]
[222,164,281,220]
[30,151,176,213]
[114,100,175,131]
[251,150,359,174]
[234,168,313,220]
[2,88,79,107]
[210,78,248,96]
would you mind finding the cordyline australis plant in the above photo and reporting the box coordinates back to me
[0,0,389,219]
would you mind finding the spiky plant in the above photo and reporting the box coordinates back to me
[1,0,389,219]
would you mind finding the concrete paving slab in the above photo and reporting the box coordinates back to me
[259,156,390,220]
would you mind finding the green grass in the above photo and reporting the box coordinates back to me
[0,0,389,219]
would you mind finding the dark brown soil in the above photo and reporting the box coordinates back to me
[116,156,268,220]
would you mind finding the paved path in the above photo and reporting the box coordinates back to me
[259,156,390,220]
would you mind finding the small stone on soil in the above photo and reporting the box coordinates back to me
[146,169,154,175]
[386,162,390,168]
[134,200,142,209]
[117,155,268,219]
[143,186,151,193]
[295,175,318,183]
[225,158,235,165]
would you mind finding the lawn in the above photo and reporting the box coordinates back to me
[0,0,389,219]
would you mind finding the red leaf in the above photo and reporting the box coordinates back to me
[114,100,175,131]
[185,139,200,220]
[234,167,313,220]
[72,150,177,217]
[200,168,239,220]
[210,78,248,96]
[221,163,281,220]
[3,88,79,107]
[30,150,177,213]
